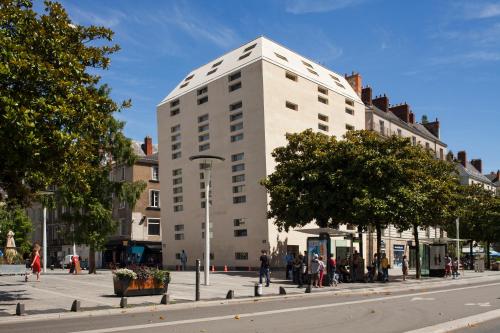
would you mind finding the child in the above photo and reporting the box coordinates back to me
[402,255,409,281]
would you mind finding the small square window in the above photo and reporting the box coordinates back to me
[199,143,210,151]
[231,152,244,162]
[232,174,245,183]
[234,229,248,237]
[198,133,209,142]
[207,68,217,75]
[198,114,209,123]
[318,96,328,105]
[286,72,298,81]
[197,86,208,95]
[230,101,242,111]
[345,107,354,115]
[274,52,288,61]
[174,205,183,212]
[231,133,244,142]
[229,71,241,81]
[171,124,180,133]
[174,224,184,232]
[173,187,182,194]
[173,196,183,203]
[239,52,251,60]
[235,252,248,260]
[346,124,355,131]
[318,114,329,122]
[173,177,182,185]
[233,185,245,193]
[230,122,243,132]
[198,96,208,105]
[318,123,329,132]
[172,151,181,159]
[233,218,246,227]
[230,112,243,122]
[232,163,245,172]
[148,218,161,235]
[170,99,180,107]
[244,43,257,52]
[174,233,184,240]
[229,82,242,92]
[172,169,182,176]
[172,142,181,151]
[345,99,354,106]
[286,101,298,111]
[318,86,328,95]
[233,195,246,204]
[170,108,180,116]
[171,133,181,142]
[198,124,209,132]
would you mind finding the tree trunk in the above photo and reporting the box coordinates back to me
[413,224,421,279]
[486,240,491,270]
[358,225,364,259]
[376,223,382,279]
[89,244,96,274]
[470,241,474,270]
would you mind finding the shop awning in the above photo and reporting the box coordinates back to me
[296,227,357,237]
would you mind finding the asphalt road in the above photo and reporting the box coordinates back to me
[2,280,500,333]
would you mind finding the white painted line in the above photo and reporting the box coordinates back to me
[410,297,435,301]
[404,309,500,333]
[68,281,500,333]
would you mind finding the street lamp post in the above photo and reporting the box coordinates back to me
[189,155,224,286]
[39,190,55,273]
[456,217,460,270]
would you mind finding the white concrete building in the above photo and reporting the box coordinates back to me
[157,36,365,268]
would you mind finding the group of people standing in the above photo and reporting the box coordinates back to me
[444,254,460,278]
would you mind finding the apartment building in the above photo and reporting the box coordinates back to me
[103,136,162,267]
[485,170,500,196]
[455,151,496,193]
[157,36,366,268]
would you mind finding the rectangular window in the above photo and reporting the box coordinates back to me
[198,96,208,105]
[235,252,248,260]
[230,112,243,122]
[200,182,205,189]
[172,169,182,176]
[199,173,204,180]
[171,124,180,133]
[150,190,160,208]
[275,52,288,61]
[173,196,183,203]
[233,195,246,204]
[231,152,244,162]
[346,124,354,131]
[318,86,328,95]
[121,166,125,181]
[307,68,319,76]
[318,124,329,132]
[318,114,328,122]
[233,218,246,227]
[170,99,179,107]
[232,163,245,172]
[440,148,444,160]
[345,107,354,115]
[230,122,243,132]
[170,108,180,116]
[234,229,248,237]
[301,60,313,68]
[198,114,209,123]
[286,101,298,111]
[239,52,251,60]
[318,96,328,104]
[228,71,241,81]
[173,177,182,185]
[206,68,217,75]
[174,205,183,212]
[147,218,160,235]
[231,133,244,142]
[212,59,223,68]
[152,166,159,181]
[345,99,354,106]
[232,174,245,183]
[119,200,126,209]
[172,152,181,159]
[230,101,242,111]
[379,120,385,135]
[174,233,184,240]
[198,133,209,142]
[286,72,298,81]
[173,187,182,194]
[233,185,245,193]
[425,142,430,149]
[174,224,184,232]
[197,86,208,95]
[171,133,180,142]
[229,82,242,92]
[199,143,210,151]
[412,136,417,145]
[171,142,181,151]
[244,43,256,52]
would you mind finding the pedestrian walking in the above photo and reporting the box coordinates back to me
[351,250,360,282]
[285,252,293,280]
[452,257,459,279]
[327,253,337,287]
[30,244,41,282]
[302,251,309,285]
[294,254,304,288]
[381,253,389,282]
[402,255,409,281]
[318,255,325,287]
[310,254,320,287]
[444,254,452,278]
[180,250,187,271]
[259,250,271,287]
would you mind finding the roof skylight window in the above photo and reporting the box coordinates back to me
[302,60,314,69]
[212,60,223,68]
[180,82,189,88]
[307,68,319,76]
[243,43,257,52]
[184,74,194,82]
[274,52,288,61]
[330,74,340,82]
[335,82,345,89]
[207,68,217,75]
[239,52,252,60]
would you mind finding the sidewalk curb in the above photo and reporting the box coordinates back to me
[1,274,498,325]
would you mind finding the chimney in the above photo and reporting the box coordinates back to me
[423,118,440,138]
[497,170,500,181]
[471,159,482,173]
[345,72,362,96]
[142,136,153,156]
[372,94,389,112]
[389,103,411,123]
[361,87,372,106]
[457,151,467,167]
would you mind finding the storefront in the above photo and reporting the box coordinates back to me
[393,244,405,268]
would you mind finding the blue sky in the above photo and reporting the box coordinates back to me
[56,0,500,173]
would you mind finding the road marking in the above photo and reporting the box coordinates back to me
[69,281,500,333]
[404,308,500,333]
[465,302,491,307]
[410,297,435,301]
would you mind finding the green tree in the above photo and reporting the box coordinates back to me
[0,0,130,206]
[0,204,33,255]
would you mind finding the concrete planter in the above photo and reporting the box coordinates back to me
[0,264,27,275]
[113,276,167,296]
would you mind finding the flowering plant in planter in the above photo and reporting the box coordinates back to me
[114,268,138,280]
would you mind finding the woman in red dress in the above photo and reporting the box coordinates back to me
[31,246,41,281]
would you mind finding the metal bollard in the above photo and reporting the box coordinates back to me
[279,286,286,295]
[16,303,25,316]
[305,285,311,293]
[195,259,200,301]
[120,297,127,308]
[160,294,169,305]
[254,283,262,297]
[226,290,234,299]
[71,300,80,312]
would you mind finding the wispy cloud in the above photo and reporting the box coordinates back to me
[430,51,500,66]
[64,4,125,28]
[461,2,500,20]
[285,0,367,14]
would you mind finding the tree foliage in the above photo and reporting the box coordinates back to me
[0,204,33,255]
[0,0,131,206]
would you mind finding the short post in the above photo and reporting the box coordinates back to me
[71,300,80,312]
[279,286,286,295]
[305,284,311,293]
[254,283,262,297]
[160,294,169,305]
[226,290,234,299]
[120,297,127,308]
[195,259,201,301]
[16,303,25,316]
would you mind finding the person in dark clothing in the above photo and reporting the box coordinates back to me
[327,253,337,287]
[294,254,304,287]
[259,250,271,287]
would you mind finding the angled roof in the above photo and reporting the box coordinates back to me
[456,162,493,184]
[131,141,158,164]
[369,105,447,146]
[158,36,363,106]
